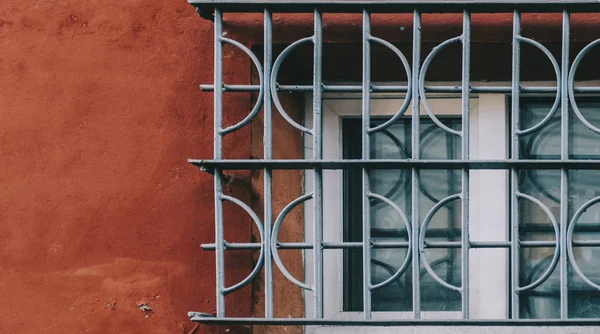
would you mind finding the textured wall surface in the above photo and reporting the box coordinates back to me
[2,2,600,333]
[0,1,253,333]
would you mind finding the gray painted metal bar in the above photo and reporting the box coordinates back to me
[189,0,600,13]
[411,8,421,319]
[263,8,274,318]
[188,314,600,326]
[361,9,373,319]
[213,8,226,318]
[559,9,570,320]
[201,84,600,94]
[201,239,600,250]
[190,159,600,170]
[312,9,325,319]
[510,9,521,319]
[460,9,471,318]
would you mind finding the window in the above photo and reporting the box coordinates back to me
[343,115,463,313]
[518,97,600,318]
[304,92,600,321]
[305,94,510,320]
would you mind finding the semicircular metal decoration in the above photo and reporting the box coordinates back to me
[568,38,600,135]
[271,193,314,291]
[367,35,412,134]
[514,36,561,136]
[419,193,462,292]
[419,36,463,137]
[367,191,413,290]
[514,192,560,292]
[567,195,600,290]
[219,37,265,135]
[270,36,315,134]
[220,194,266,295]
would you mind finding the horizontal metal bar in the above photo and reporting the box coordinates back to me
[278,242,312,249]
[424,240,600,249]
[223,242,260,250]
[470,241,511,248]
[426,241,512,248]
[190,159,600,171]
[425,86,560,94]
[520,240,555,247]
[199,84,600,94]
[278,242,371,249]
[200,84,260,92]
[372,241,410,248]
[574,87,600,93]
[425,241,461,248]
[279,85,312,92]
[188,314,600,326]
[280,84,410,93]
[422,86,597,94]
[573,239,600,247]
[202,239,600,251]
[188,1,600,14]
[201,240,409,250]
[518,240,600,248]
[521,223,600,233]
[200,84,410,93]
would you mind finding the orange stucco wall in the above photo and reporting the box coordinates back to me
[2,1,600,333]
[0,1,253,333]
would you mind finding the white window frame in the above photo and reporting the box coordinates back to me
[301,80,600,333]
[303,87,511,325]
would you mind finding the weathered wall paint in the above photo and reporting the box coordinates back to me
[0,1,253,333]
[2,1,600,333]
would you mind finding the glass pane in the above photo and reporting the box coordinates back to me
[518,98,600,319]
[343,117,461,312]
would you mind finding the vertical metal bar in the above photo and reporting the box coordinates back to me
[312,9,324,319]
[213,8,226,318]
[446,133,457,289]
[411,9,422,319]
[460,9,471,319]
[361,9,372,319]
[560,10,570,320]
[263,8,274,319]
[510,9,521,319]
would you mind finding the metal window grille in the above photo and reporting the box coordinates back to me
[187,0,600,326]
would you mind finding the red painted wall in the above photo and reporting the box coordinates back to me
[2,1,600,333]
[0,1,253,333]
